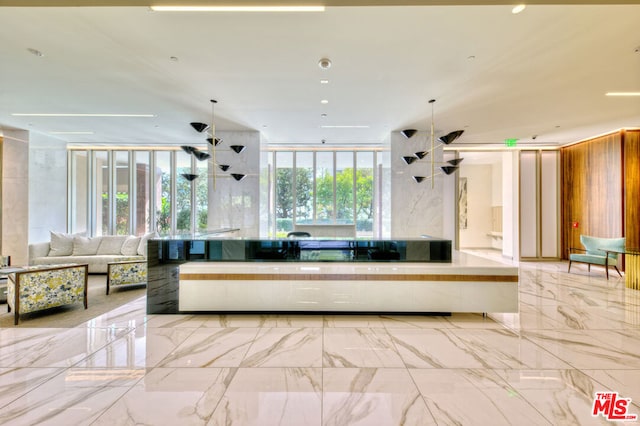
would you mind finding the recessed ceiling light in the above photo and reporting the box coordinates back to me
[606,92,640,96]
[320,79,329,84]
[11,113,155,117]
[318,58,332,69]
[320,99,329,104]
[321,113,327,118]
[169,56,179,62]
[512,4,526,14]
[50,131,94,135]
[151,5,325,12]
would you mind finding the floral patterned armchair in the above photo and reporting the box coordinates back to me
[7,264,88,325]
[106,260,147,295]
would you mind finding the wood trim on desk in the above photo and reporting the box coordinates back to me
[180,272,519,282]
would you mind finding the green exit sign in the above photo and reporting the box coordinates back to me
[504,138,518,147]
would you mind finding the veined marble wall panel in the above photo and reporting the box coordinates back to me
[258,133,269,237]
[28,133,67,243]
[208,131,260,237]
[2,130,29,265]
[390,131,443,238]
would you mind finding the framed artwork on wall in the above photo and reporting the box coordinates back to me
[459,177,468,229]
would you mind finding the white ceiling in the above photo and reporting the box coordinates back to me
[0,4,639,148]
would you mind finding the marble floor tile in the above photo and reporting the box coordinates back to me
[241,327,322,367]
[379,314,452,329]
[92,367,235,426]
[0,368,133,426]
[323,314,386,328]
[208,367,322,426]
[0,327,132,368]
[158,328,260,368]
[144,313,207,328]
[494,369,633,425]
[323,328,405,368]
[388,328,570,369]
[582,370,640,411]
[2,259,640,424]
[522,329,640,370]
[199,314,323,328]
[409,368,551,425]
[323,368,435,425]
[512,304,640,331]
[0,367,63,408]
[74,326,196,368]
[80,296,149,328]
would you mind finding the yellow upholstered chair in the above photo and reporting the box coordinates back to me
[7,264,88,325]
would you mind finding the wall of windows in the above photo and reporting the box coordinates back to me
[69,148,207,237]
[270,149,381,238]
[69,147,384,239]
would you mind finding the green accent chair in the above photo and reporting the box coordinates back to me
[568,235,625,279]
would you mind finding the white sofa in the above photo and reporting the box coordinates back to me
[28,232,154,274]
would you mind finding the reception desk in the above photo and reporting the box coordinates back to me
[146,237,518,314]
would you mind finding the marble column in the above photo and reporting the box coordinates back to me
[207,131,260,237]
[390,130,444,238]
[1,130,29,265]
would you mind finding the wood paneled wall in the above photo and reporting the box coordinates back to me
[561,133,623,257]
[624,130,640,249]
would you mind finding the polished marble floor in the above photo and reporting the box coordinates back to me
[1,258,640,425]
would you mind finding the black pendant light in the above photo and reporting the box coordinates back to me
[218,164,230,171]
[231,173,246,181]
[207,137,223,146]
[412,176,426,183]
[402,156,418,165]
[180,145,197,155]
[401,129,417,139]
[181,173,199,181]
[438,130,464,145]
[415,151,429,160]
[440,166,459,175]
[230,145,246,154]
[190,122,209,133]
[447,158,464,166]
[193,150,211,161]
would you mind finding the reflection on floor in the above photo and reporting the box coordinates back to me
[1,259,640,425]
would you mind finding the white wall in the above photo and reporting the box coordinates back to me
[390,131,443,238]
[502,151,518,259]
[459,164,492,248]
[28,132,68,244]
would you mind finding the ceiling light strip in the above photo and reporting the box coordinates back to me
[150,6,325,12]
[12,113,155,117]
[605,92,640,96]
[320,125,370,129]
[50,131,94,135]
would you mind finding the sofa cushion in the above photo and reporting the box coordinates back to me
[33,254,144,274]
[48,231,74,256]
[97,236,128,255]
[72,236,100,255]
[121,236,141,256]
[569,253,617,266]
[137,232,157,256]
